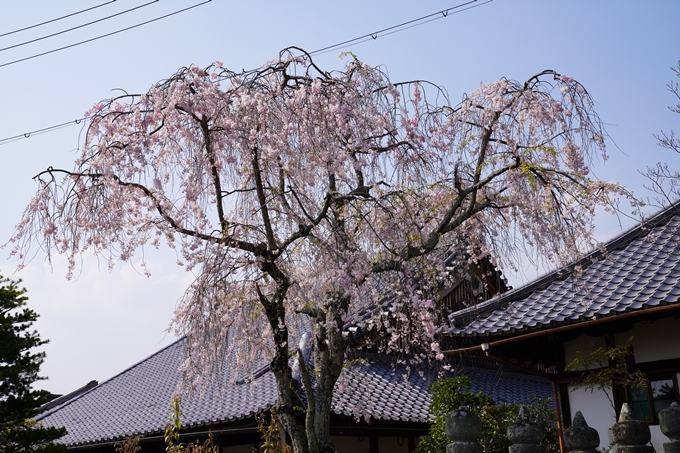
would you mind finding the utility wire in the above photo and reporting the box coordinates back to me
[0,1,117,38]
[0,119,88,146]
[0,0,491,147]
[312,1,491,56]
[0,0,160,53]
[0,0,211,69]
[309,0,483,56]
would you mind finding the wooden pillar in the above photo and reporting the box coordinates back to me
[408,437,416,452]
[553,380,566,453]
[370,436,379,453]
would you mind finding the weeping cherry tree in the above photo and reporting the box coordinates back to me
[9,48,623,453]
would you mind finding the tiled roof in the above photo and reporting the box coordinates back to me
[464,368,553,405]
[449,204,680,336]
[38,338,553,447]
[38,339,277,447]
[331,360,436,423]
[332,361,552,423]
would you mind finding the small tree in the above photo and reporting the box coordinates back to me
[564,338,646,415]
[0,275,67,453]
[9,48,623,453]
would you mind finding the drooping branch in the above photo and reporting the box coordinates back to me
[33,168,260,254]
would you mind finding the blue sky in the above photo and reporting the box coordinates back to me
[1,0,679,394]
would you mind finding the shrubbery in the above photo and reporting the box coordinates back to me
[416,376,558,453]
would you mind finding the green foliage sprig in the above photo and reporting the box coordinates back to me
[163,398,219,453]
[253,408,291,453]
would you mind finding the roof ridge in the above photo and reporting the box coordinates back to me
[40,380,98,412]
[448,201,680,327]
[37,336,185,420]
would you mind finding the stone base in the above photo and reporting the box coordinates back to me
[510,444,545,453]
[617,446,654,453]
[567,450,599,453]
[664,442,680,453]
[446,441,483,453]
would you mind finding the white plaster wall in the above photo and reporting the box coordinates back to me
[650,425,665,453]
[567,384,616,449]
[563,333,607,369]
[614,317,680,363]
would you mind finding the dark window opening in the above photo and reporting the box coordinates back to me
[624,375,679,423]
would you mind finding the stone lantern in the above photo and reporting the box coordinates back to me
[611,403,653,453]
[659,402,680,453]
[507,406,545,453]
[563,411,600,453]
[445,406,483,453]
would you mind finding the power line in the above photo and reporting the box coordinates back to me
[0,1,117,38]
[309,0,484,56]
[0,0,491,147]
[312,1,492,56]
[0,0,160,53]
[0,119,89,146]
[0,0,211,69]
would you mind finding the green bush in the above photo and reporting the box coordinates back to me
[416,376,558,453]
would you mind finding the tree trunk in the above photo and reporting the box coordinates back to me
[259,276,309,453]
[271,352,308,453]
[309,303,348,453]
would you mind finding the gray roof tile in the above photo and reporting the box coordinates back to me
[38,340,276,446]
[450,204,680,336]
